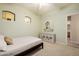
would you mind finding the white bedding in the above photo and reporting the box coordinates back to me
[0,36,42,56]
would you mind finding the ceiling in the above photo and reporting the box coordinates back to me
[2,3,77,16]
[17,3,73,16]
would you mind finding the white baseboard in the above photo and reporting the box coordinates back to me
[56,40,67,45]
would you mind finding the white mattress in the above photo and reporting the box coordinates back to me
[0,36,42,56]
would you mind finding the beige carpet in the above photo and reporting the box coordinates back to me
[28,41,79,56]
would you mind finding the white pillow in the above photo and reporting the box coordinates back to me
[0,35,7,51]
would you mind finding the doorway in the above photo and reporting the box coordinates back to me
[67,14,79,47]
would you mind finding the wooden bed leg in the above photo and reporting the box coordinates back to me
[42,43,43,49]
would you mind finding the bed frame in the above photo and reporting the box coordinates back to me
[15,42,43,56]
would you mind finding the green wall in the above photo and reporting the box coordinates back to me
[0,4,42,37]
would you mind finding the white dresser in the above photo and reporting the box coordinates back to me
[40,32,56,43]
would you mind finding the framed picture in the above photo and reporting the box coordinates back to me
[2,10,15,21]
[24,16,31,24]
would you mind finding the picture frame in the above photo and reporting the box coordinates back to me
[25,16,31,24]
[2,10,15,21]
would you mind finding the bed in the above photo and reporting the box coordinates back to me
[0,36,43,56]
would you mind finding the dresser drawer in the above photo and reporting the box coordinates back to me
[40,33,56,43]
